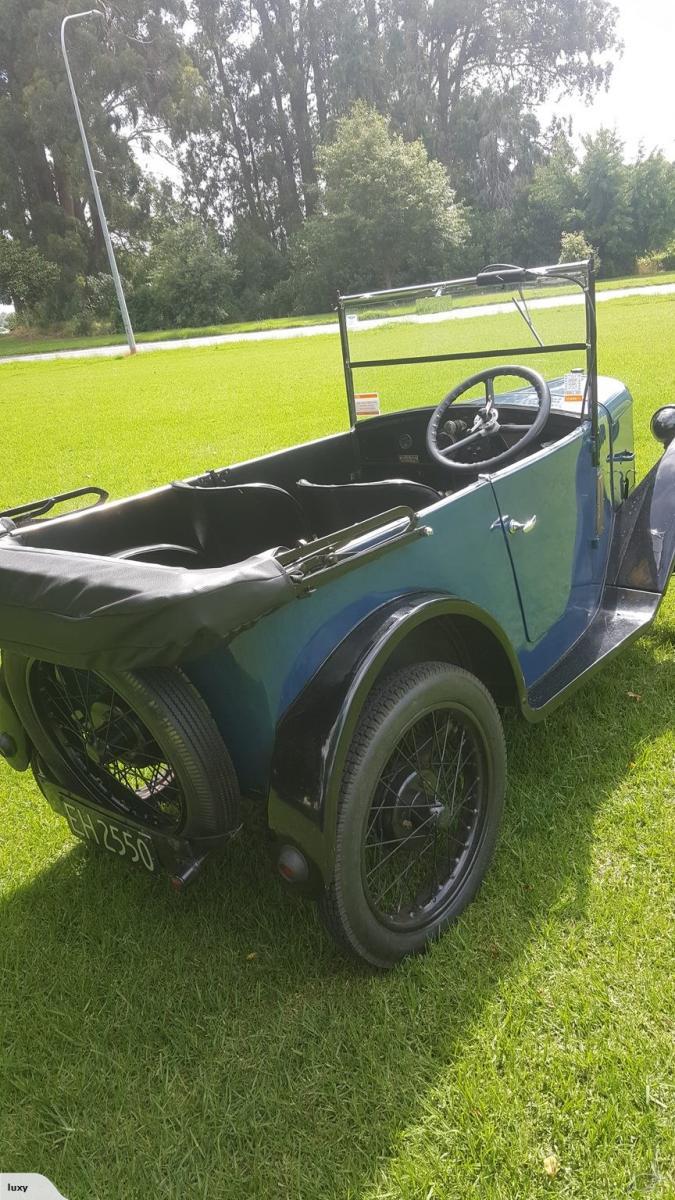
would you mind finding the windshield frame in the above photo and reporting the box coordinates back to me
[336,259,599,463]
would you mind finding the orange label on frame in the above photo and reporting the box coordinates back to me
[355,392,380,416]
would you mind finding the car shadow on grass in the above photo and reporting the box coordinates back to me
[0,627,673,1200]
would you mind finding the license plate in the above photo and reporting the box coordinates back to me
[63,799,158,873]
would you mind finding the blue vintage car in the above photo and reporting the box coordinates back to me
[1,259,673,967]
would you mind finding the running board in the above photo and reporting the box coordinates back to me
[528,586,659,711]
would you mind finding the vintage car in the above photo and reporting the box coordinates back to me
[0,260,673,968]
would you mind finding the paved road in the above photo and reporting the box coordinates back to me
[1,281,673,367]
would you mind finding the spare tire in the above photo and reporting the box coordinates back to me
[3,655,239,839]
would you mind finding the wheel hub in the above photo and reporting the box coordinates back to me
[385,766,445,840]
[362,701,488,933]
[73,699,157,769]
[29,661,186,832]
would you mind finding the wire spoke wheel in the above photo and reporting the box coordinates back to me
[29,662,186,831]
[319,662,506,968]
[363,706,485,931]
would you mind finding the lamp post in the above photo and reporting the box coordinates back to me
[61,8,137,354]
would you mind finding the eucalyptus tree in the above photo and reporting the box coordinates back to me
[577,129,632,275]
[179,0,620,251]
[628,150,675,259]
[0,0,188,317]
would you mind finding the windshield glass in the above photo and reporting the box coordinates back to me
[340,263,593,418]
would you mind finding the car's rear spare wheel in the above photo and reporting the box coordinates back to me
[3,655,240,840]
[318,662,506,969]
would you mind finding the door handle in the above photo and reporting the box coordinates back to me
[508,515,537,535]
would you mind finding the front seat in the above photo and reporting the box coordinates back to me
[296,478,441,537]
[171,481,312,565]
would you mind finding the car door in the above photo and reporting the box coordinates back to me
[488,417,612,664]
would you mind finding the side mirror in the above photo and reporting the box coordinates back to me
[650,406,675,448]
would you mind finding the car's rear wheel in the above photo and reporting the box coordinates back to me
[318,662,506,968]
[3,655,240,839]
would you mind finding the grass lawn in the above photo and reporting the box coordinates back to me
[0,292,673,1199]
[1,269,674,360]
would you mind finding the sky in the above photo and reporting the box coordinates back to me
[538,0,675,157]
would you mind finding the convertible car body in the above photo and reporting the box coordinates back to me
[1,259,673,966]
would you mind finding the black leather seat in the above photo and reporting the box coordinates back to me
[176,481,311,564]
[295,478,441,537]
[116,481,311,567]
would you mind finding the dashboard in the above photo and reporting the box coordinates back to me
[355,404,580,488]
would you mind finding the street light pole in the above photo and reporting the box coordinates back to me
[61,8,137,354]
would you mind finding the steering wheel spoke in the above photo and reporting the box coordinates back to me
[426,365,551,476]
[439,430,483,456]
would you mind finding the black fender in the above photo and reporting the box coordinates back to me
[267,591,526,886]
[612,436,675,594]
[0,666,31,771]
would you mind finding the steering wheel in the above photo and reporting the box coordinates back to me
[426,365,552,475]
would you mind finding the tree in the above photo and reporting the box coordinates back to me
[291,104,467,310]
[0,237,59,316]
[178,0,621,250]
[628,150,675,258]
[0,0,188,317]
[125,219,238,329]
[513,133,581,265]
[559,230,599,272]
[228,217,290,317]
[577,130,632,276]
[7,0,670,326]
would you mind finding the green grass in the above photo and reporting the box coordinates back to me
[0,293,673,1199]
[595,269,675,290]
[1,269,673,360]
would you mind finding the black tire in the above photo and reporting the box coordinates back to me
[318,662,506,968]
[3,654,240,839]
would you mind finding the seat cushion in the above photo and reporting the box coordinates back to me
[296,478,441,537]
[170,481,311,565]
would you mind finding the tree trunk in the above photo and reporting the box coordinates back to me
[52,154,76,219]
[305,0,327,137]
[212,44,264,228]
[244,120,276,238]
[256,71,302,237]
[276,0,318,214]
[20,140,59,245]
[363,0,384,107]
[88,197,106,270]
[254,0,316,217]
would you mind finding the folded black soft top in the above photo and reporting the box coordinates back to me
[0,542,295,671]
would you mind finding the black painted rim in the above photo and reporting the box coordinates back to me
[27,661,186,832]
[361,703,488,932]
